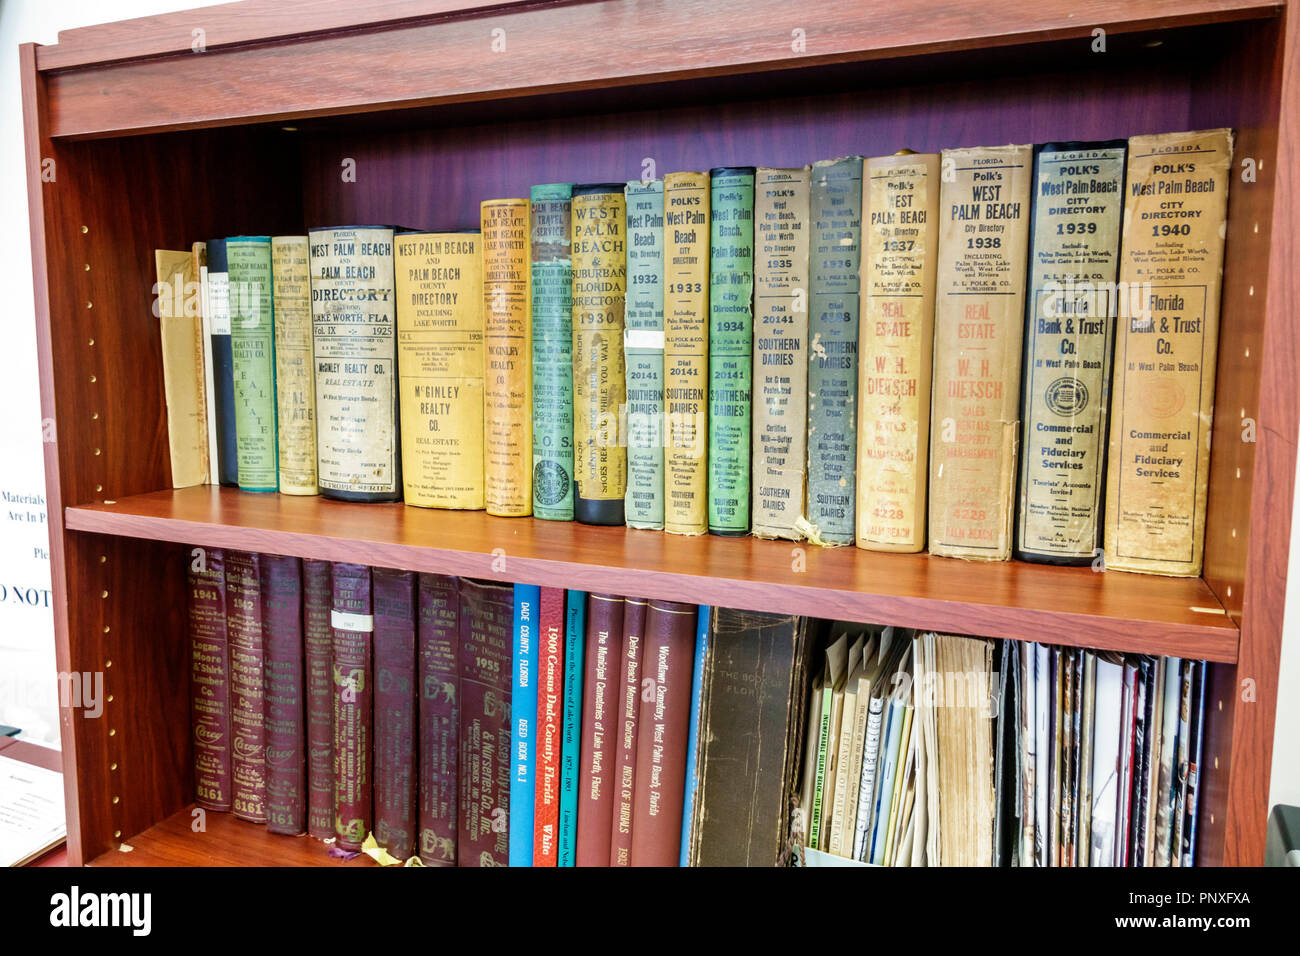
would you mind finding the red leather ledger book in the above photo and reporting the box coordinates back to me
[610,597,647,866]
[373,568,417,860]
[303,559,335,839]
[261,553,306,835]
[418,573,460,865]
[225,550,266,824]
[189,547,231,812]
[533,587,565,865]
[576,593,624,866]
[332,562,373,852]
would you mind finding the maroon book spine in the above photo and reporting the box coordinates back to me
[418,573,460,865]
[630,599,697,866]
[332,562,373,852]
[261,554,306,836]
[373,567,417,860]
[458,579,513,867]
[189,547,231,812]
[576,593,624,867]
[303,559,335,839]
[533,587,565,866]
[225,550,266,823]
[610,597,647,866]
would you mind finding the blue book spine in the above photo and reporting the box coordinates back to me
[558,589,586,866]
[678,604,711,866]
[206,238,238,486]
[510,583,541,866]
[869,697,903,863]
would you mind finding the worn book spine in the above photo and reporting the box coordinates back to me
[856,152,941,552]
[227,236,278,491]
[261,554,306,835]
[929,144,1033,560]
[533,587,565,866]
[576,593,624,865]
[189,547,230,811]
[624,180,666,529]
[155,249,209,487]
[206,239,238,486]
[458,579,513,866]
[806,156,864,545]
[559,589,586,866]
[663,171,711,535]
[1104,129,1233,576]
[680,603,711,866]
[271,235,318,495]
[332,562,373,851]
[630,599,697,866]
[303,559,335,839]
[530,184,576,521]
[751,167,811,539]
[373,568,417,860]
[482,198,533,516]
[510,583,540,866]
[610,598,647,865]
[1181,660,1207,866]
[1016,142,1127,564]
[308,226,401,501]
[225,550,266,823]
[195,241,219,481]
[418,573,460,865]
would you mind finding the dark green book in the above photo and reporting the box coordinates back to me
[624,179,666,530]
[227,236,278,492]
[530,183,575,521]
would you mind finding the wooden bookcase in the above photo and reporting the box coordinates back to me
[20,0,1298,867]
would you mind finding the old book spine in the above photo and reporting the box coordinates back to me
[194,241,219,481]
[1104,129,1233,576]
[663,171,711,535]
[227,236,278,492]
[707,167,756,535]
[482,198,533,516]
[510,583,540,866]
[189,547,230,811]
[155,249,209,487]
[418,573,460,865]
[533,586,565,866]
[270,235,318,495]
[458,579,513,866]
[624,180,666,529]
[261,554,306,836]
[929,144,1033,560]
[571,184,628,525]
[206,238,238,486]
[530,184,576,521]
[856,152,941,552]
[308,226,401,502]
[331,562,373,851]
[1016,142,1127,564]
[558,589,586,866]
[225,550,266,823]
[751,167,811,540]
[806,156,864,545]
[303,559,335,839]
[680,604,711,865]
[373,568,417,860]
[610,597,647,865]
[629,599,697,866]
[576,593,624,865]
[395,232,485,508]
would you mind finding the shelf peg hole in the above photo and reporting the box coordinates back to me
[88,338,94,347]
[102,625,109,633]
[95,485,102,493]
[86,301,92,309]
[106,694,113,703]
[92,412,99,420]
[89,375,96,383]
[114,830,121,838]
[112,796,119,805]
[100,589,108,598]
[108,727,115,736]
[84,263,90,271]
[109,762,117,771]
[105,659,112,668]
[80,225,87,234]
[93,448,101,456]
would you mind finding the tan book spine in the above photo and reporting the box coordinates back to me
[1104,129,1233,576]
[155,248,209,487]
[928,144,1033,560]
[481,198,532,516]
[271,235,318,495]
[751,167,811,539]
[193,241,219,482]
[663,171,710,535]
[856,153,940,552]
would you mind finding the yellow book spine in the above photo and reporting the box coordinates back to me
[155,248,209,488]
[271,235,318,495]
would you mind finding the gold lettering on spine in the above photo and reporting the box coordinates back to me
[271,236,318,495]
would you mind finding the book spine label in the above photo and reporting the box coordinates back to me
[624,180,666,529]
[227,238,279,491]
[929,145,1033,559]
[195,242,219,480]
[373,568,417,860]
[1104,129,1233,575]
[482,199,533,515]
[751,168,811,539]
[418,574,460,865]
[309,227,400,499]
[576,593,623,865]
[534,587,565,865]
[679,604,711,865]
[206,239,238,486]
[806,157,864,545]
[610,598,647,865]
[332,562,373,851]
[271,235,319,495]
[261,554,306,835]
[663,171,711,534]
[395,232,486,508]
[510,584,540,866]
[303,559,335,839]
[225,550,266,822]
[155,249,209,487]
[530,184,576,520]
[1018,144,1127,562]
[856,153,941,552]
[189,547,230,811]
[708,168,756,534]
[558,589,586,866]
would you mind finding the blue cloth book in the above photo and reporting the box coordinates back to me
[558,589,586,866]
[510,583,541,866]
[678,604,711,865]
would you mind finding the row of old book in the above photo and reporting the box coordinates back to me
[799,628,1209,867]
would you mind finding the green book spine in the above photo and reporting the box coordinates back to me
[624,179,666,530]
[530,183,575,521]
[227,236,278,492]
[806,157,863,544]
[707,167,756,535]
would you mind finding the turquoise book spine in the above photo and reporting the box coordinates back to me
[530,183,575,520]
[510,583,541,866]
[678,603,711,865]
[227,235,278,492]
[624,179,666,530]
[557,588,586,866]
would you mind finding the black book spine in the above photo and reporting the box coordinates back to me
[206,238,238,486]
